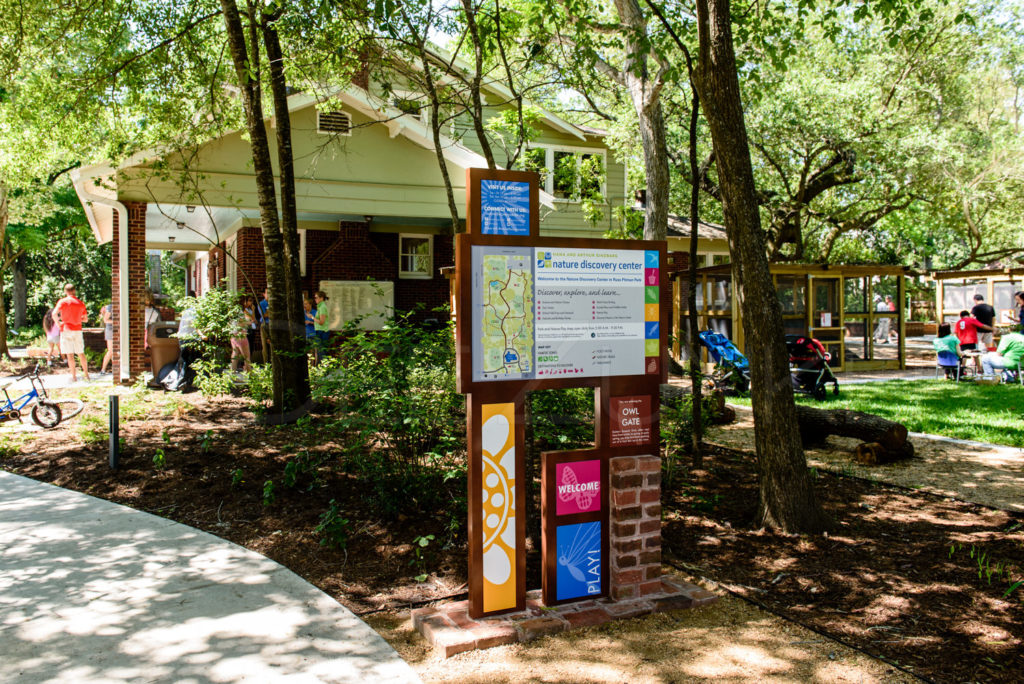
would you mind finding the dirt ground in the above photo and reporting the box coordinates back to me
[709,408,1024,512]
[370,578,914,683]
[1,385,1021,682]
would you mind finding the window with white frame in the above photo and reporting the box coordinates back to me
[398,234,433,279]
[518,145,606,202]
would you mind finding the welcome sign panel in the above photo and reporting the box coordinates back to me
[542,451,609,605]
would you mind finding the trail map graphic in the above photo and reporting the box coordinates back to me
[481,254,534,377]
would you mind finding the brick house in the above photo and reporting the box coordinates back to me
[71,79,727,383]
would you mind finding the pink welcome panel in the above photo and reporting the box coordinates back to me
[555,459,602,516]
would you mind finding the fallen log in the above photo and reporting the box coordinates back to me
[794,404,909,452]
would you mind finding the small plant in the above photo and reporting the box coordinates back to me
[410,534,436,582]
[262,479,276,506]
[230,468,244,488]
[77,414,106,444]
[315,500,351,550]
[152,448,166,470]
[200,430,213,453]
[161,429,171,445]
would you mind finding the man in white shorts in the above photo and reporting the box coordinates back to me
[54,284,90,383]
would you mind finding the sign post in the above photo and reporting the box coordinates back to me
[457,168,666,618]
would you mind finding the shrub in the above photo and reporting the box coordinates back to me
[321,307,467,527]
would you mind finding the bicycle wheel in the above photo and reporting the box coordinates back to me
[54,398,85,420]
[32,401,62,429]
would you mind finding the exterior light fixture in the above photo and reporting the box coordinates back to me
[186,205,196,213]
[176,222,185,230]
[168,236,175,243]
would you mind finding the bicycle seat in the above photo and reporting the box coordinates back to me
[0,379,16,391]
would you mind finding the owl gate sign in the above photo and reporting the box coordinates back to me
[457,168,666,617]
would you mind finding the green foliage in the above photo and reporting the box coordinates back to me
[410,533,435,581]
[660,392,722,487]
[193,359,237,397]
[152,448,166,470]
[312,308,467,526]
[530,388,594,451]
[315,499,351,550]
[76,414,106,444]
[262,479,276,506]
[948,543,1022,600]
[230,468,244,489]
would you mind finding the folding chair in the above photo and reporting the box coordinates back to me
[935,350,961,381]
[1002,358,1023,385]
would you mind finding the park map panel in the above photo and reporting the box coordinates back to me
[471,245,656,383]
[480,249,535,379]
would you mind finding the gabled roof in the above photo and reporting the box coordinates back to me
[72,85,558,244]
[666,214,729,242]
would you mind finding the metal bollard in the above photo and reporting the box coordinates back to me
[109,395,119,470]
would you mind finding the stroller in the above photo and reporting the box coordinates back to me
[786,335,839,400]
[698,329,751,394]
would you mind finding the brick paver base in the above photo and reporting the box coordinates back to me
[412,577,717,657]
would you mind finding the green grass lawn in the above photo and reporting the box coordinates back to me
[731,379,1024,447]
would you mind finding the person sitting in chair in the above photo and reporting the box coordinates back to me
[981,331,1024,381]
[932,323,963,379]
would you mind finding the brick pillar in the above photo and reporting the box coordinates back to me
[111,201,148,383]
[609,455,662,600]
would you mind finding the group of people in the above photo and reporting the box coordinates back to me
[225,288,332,373]
[933,292,1024,380]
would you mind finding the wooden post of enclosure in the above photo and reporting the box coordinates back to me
[456,168,667,618]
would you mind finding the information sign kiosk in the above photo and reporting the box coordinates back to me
[456,168,667,617]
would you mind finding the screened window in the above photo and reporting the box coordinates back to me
[399,234,433,279]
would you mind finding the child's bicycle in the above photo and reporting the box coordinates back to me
[0,365,85,429]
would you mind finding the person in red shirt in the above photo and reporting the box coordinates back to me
[53,283,90,382]
[955,309,992,373]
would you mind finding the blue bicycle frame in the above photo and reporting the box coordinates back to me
[0,369,49,418]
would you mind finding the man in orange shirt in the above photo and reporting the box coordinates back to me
[53,283,90,382]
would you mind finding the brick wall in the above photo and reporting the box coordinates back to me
[232,223,453,321]
[111,201,149,383]
[608,455,662,600]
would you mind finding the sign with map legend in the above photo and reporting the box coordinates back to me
[470,245,660,384]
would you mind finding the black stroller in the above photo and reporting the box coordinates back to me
[785,335,839,400]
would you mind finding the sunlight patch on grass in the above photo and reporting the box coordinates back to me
[731,380,1024,447]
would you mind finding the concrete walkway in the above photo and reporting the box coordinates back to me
[0,471,420,683]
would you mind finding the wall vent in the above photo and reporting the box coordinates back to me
[317,111,352,135]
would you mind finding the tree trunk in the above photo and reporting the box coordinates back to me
[263,15,311,413]
[794,405,910,452]
[0,265,8,360]
[459,0,497,169]
[422,56,461,234]
[614,0,669,241]
[693,0,830,532]
[219,0,302,419]
[685,78,703,466]
[13,252,26,330]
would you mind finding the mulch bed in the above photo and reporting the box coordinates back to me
[2,397,1022,683]
[661,446,1024,684]
[0,395,469,614]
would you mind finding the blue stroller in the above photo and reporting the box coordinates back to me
[698,329,751,394]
